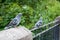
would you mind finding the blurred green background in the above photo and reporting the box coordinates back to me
[0,0,60,30]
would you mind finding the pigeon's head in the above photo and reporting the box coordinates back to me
[39,17,42,20]
[18,13,22,16]
[16,13,22,18]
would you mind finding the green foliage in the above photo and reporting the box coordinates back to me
[0,0,60,30]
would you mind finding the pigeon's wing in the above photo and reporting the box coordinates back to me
[9,18,18,27]
[4,19,18,29]
[4,18,20,29]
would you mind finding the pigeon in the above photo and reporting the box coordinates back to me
[34,17,43,28]
[4,13,22,30]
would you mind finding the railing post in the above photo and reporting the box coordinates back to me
[0,26,33,40]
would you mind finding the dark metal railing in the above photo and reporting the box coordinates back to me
[31,20,59,40]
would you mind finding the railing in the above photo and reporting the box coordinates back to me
[31,16,60,40]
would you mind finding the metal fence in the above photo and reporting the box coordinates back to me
[31,20,59,40]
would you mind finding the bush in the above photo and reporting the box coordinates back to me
[0,0,60,30]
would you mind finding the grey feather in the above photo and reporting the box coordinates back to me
[34,17,43,28]
[4,13,22,30]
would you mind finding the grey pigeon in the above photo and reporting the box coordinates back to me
[34,17,43,28]
[4,13,22,30]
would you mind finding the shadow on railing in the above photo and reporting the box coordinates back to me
[31,16,60,40]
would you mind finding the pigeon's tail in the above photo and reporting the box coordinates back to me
[4,26,11,30]
[4,27,9,30]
